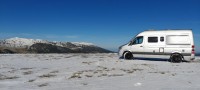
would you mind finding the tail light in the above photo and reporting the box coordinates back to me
[192,45,195,54]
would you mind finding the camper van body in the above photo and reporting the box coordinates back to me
[118,30,195,62]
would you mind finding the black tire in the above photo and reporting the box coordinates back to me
[170,53,183,63]
[123,52,133,60]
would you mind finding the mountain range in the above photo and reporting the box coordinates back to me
[0,37,112,53]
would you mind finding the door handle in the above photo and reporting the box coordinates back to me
[140,46,143,47]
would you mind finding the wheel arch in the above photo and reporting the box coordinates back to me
[170,52,184,60]
[123,50,133,60]
[122,50,132,57]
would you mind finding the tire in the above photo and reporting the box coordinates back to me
[170,53,183,63]
[123,52,133,60]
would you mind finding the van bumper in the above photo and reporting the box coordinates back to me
[191,54,195,60]
[118,49,124,58]
[183,55,195,61]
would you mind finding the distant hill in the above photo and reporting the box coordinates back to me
[0,37,112,53]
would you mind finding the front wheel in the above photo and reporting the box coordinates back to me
[170,53,183,63]
[123,52,133,60]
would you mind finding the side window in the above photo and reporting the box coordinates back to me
[148,37,158,43]
[160,37,164,42]
[132,36,143,45]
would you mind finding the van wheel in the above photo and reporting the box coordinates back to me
[170,54,182,63]
[123,52,133,60]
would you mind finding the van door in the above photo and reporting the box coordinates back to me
[143,36,165,57]
[129,36,144,54]
[144,36,159,54]
[159,36,165,53]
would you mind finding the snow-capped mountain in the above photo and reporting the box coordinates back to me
[0,37,112,53]
[71,42,94,46]
[0,37,93,48]
[0,37,48,48]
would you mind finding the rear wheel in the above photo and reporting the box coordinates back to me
[123,52,133,60]
[170,53,183,63]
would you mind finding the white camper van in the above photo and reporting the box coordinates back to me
[118,30,195,62]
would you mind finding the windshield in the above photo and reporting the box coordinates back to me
[128,35,138,44]
[129,36,143,45]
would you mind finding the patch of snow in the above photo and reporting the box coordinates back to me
[72,42,94,46]
[134,83,142,87]
[0,54,200,90]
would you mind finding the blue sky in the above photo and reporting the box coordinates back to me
[0,0,200,52]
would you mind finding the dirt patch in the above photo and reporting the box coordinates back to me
[39,74,56,78]
[85,74,93,78]
[28,79,36,82]
[20,68,33,70]
[82,61,94,65]
[38,83,49,87]
[0,74,19,80]
[120,68,143,74]
[23,71,33,75]
[69,72,83,79]
[149,71,170,74]
[50,70,59,73]
[108,74,124,77]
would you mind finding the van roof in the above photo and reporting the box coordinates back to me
[138,29,193,36]
[142,29,192,33]
[145,29,192,32]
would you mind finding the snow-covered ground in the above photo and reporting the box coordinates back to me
[0,53,200,90]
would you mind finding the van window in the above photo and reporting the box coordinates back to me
[166,35,190,45]
[148,37,158,43]
[160,37,164,42]
[130,36,143,45]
